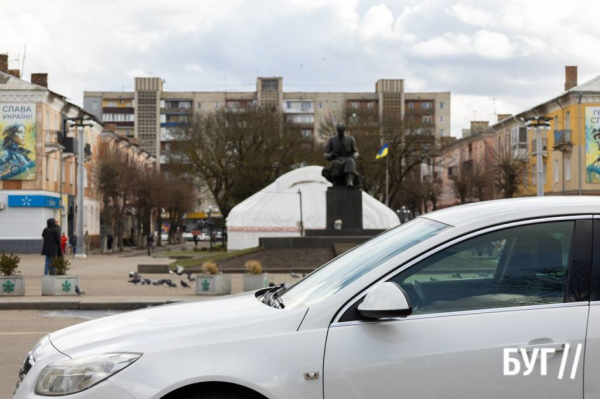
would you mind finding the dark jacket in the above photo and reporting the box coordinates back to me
[41,218,62,257]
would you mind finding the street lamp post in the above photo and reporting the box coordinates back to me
[526,117,552,197]
[68,117,93,259]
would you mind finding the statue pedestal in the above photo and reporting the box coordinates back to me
[326,187,363,230]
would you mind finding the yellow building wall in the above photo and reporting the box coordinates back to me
[102,99,133,108]
[529,102,600,195]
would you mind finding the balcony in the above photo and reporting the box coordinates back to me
[553,130,572,151]
[283,101,314,114]
[406,108,435,116]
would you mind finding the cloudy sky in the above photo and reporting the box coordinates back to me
[2,0,600,136]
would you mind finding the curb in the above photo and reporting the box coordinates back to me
[0,300,186,311]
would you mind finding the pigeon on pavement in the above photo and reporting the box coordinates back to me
[187,273,196,282]
[181,280,191,288]
[176,265,185,275]
[75,285,85,295]
[152,280,165,286]
[129,271,140,278]
[290,272,300,278]
[128,278,142,285]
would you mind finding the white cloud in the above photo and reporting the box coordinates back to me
[2,0,600,136]
[183,64,204,74]
[412,30,514,59]
[472,30,514,59]
[447,4,496,27]
[360,4,396,40]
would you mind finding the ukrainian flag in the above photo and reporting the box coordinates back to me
[376,143,389,160]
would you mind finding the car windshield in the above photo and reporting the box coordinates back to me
[279,218,450,309]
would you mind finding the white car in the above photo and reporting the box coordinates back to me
[14,197,600,399]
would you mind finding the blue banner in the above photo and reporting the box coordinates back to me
[8,195,61,208]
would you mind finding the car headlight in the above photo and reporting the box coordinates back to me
[34,353,141,396]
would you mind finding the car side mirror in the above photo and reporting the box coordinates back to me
[358,282,412,320]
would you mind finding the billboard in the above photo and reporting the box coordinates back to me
[0,103,36,180]
[586,107,600,183]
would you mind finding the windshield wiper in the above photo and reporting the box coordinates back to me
[261,283,286,309]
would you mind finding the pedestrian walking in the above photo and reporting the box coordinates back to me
[41,218,62,275]
[193,233,199,247]
[146,233,155,256]
[70,235,77,255]
[60,232,68,255]
[84,230,91,254]
[107,233,113,251]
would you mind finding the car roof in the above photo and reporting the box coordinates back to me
[423,196,600,228]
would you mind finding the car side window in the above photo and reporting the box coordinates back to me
[390,221,575,315]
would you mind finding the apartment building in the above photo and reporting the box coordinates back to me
[0,56,103,252]
[83,77,451,166]
[490,66,600,197]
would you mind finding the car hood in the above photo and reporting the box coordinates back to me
[50,292,307,357]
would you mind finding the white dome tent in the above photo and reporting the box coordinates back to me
[226,166,400,250]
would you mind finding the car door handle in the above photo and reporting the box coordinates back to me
[520,342,566,353]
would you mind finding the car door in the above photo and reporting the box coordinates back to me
[324,218,592,399]
[584,218,600,398]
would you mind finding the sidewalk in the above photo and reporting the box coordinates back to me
[0,251,297,310]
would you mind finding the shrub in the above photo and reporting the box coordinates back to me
[193,247,202,252]
[50,256,70,276]
[201,261,219,275]
[200,247,208,252]
[245,259,263,274]
[0,253,20,276]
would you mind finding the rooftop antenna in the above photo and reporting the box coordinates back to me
[21,44,26,76]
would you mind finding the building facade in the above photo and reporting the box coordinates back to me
[84,77,451,161]
[490,66,600,197]
[0,56,105,252]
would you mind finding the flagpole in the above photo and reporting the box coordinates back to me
[385,154,389,206]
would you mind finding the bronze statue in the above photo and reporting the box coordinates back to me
[322,123,359,187]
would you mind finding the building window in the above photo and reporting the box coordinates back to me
[367,102,375,109]
[440,116,444,123]
[554,159,559,183]
[423,102,432,109]
[92,102,98,110]
[165,143,171,151]
[440,102,444,109]
[318,102,323,109]
[262,79,278,92]
[440,129,444,136]
[301,101,312,111]
[214,102,220,110]
[286,101,292,109]
[179,102,191,109]
[107,101,117,107]
[333,102,338,110]
[301,129,312,138]
[228,101,239,109]
[423,115,432,124]
[566,111,570,129]
[46,157,50,180]
[197,102,202,109]
[566,156,571,181]
[408,102,414,110]
[54,158,58,182]
[350,101,359,109]
[318,116,323,123]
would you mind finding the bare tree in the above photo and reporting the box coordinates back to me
[493,146,526,198]
[451,165,471,205]
[321,108,448,211]
[174,106,313,217]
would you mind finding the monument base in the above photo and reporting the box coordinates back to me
[326,186,362,230]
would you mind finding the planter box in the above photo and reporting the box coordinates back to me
[0,275,25,296]
[42,275,79,296]
[196,274,231,296]
[243,274,269,292]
